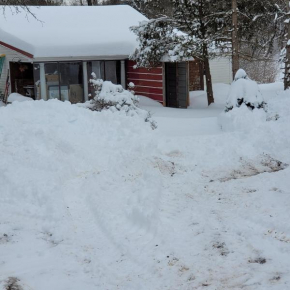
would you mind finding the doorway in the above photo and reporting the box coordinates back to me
[10,62,34,99]
[165,62,188,108]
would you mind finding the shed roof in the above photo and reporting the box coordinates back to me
[0,5,147,60]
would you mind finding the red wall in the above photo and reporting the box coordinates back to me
[126,60,164,103]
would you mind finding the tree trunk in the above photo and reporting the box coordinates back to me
[204,57,214,105]
[87,0,93,5]
[198,0,214,105]
[284,1,290,90]
[232,0,239,79]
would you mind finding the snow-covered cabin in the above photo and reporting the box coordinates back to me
[0,5,232,108]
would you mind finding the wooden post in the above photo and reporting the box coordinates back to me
[39,63,47,101]
[121,60,126,89]
[82,61,89,102]
[232,0,239,79]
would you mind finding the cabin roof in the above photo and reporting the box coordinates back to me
[0,5,147,59]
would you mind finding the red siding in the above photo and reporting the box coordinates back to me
[126,60,164,103]
[127,72,163,81]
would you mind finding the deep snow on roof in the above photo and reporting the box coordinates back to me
[0,5,147,59]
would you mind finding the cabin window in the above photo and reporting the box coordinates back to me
[34,61,120,102]
[34,62,84,103]
[45,63,61,100]
[59,62,83,104]
[87,61,120,99]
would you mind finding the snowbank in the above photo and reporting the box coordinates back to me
[1,83,290,290]
[8,93,33,103]
[0,99,161,289]
[138,95,163,107]
[219,86,290,139]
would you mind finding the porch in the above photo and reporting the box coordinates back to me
[10,60,127,103]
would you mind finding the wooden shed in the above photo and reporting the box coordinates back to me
[127,60,203,108]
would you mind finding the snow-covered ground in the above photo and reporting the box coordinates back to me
[0,82,289,290]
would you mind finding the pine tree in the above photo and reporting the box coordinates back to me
[124,0,173,18]
[172,0,232,105]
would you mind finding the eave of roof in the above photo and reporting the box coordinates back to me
[0,41,34,59]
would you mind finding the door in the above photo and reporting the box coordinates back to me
[165,62,178,108]
[177,62,188,108]
[165,62,188,108]
[10,62,34,98]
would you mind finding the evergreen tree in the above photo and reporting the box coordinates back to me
[124,0,173,18]
[172,0,231,105]
[229,0,285,80]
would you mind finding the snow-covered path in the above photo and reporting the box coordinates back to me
[1,83,290,290]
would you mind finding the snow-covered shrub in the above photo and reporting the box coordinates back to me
[88,74,157,130]
[225,69,267,112]
[127,82,135,95]
[219,83,290,132]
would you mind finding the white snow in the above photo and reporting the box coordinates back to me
[234,68,248,81]
[7,93,33,103]
[0,82,290,290]
[0,6,147,58]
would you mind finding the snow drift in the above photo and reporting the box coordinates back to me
[1,83,290,290]
[0,100,163,289]
[8,93,33,103]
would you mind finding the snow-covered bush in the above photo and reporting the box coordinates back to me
[88,74,157,130]
[225,69,267,112]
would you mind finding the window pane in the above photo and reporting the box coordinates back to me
[87,61,105,99]
[59,62,83,104]
[45,63,60,100]
[104,61,117,84]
